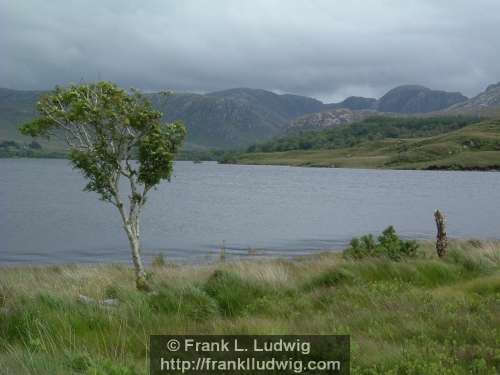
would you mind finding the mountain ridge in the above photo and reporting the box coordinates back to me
[1,83,498,150]
[444,81,500,115]
[377,85,468,113]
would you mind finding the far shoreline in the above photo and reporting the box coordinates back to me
[2,156,500,173]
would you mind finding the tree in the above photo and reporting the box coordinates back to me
[21,82,186,291]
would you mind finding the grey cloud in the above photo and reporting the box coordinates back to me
[1,0,500,102]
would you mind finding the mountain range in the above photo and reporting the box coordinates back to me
[1,82,499,150]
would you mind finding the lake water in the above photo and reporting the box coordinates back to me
[1,159,500,265]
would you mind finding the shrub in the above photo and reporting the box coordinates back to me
[152,253,166,268]
[344,226,418,261]
[345,234,377,259]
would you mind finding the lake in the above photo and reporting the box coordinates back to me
[1,159,500,265]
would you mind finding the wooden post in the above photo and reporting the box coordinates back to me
[219,240,226,262]
[434,210,448,257]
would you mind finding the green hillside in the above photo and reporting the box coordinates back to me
[230,119,500,170]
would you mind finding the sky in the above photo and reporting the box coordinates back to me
[2,0,500,103]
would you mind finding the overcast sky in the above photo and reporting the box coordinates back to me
[2,0,500,102]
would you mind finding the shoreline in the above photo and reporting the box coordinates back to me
[0,238,497,270]
[4,237,500,267]
[3,156,500,172]
[224,158,500,172]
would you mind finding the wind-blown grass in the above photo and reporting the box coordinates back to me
[0,240,499,374]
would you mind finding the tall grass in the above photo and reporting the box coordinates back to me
[0,240,499,374]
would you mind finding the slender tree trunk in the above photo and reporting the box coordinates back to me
[114,193,150,291]
[125,223,150,291]
[434,209,448,258]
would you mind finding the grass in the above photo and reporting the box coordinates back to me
[232,120,500,170]
[0,240,499,374]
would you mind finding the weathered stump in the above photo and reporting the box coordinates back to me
[434,210,448,257]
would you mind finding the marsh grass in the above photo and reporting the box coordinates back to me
[0,240,499,374]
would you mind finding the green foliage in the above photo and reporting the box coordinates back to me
[20,82,186,201]
[137,121,186,186]
[345,234,377,260]
[249,115,481,153]
[344,226,418,260]
[70,148,117,202]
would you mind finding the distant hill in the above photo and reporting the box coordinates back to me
[0,88,40,141]
[283,85,469,131]
[147,88,325,148]
[377,85,467,113]
[444,82,500,115]
[208,88,325,119]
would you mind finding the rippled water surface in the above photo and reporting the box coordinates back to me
[1,159,500,264]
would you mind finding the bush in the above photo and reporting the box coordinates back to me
[345,234,377,259]
[344,226,418,261]
[152,253,166,268]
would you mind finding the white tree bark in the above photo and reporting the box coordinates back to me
[125,222,148,289]
[111,175,150,291]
